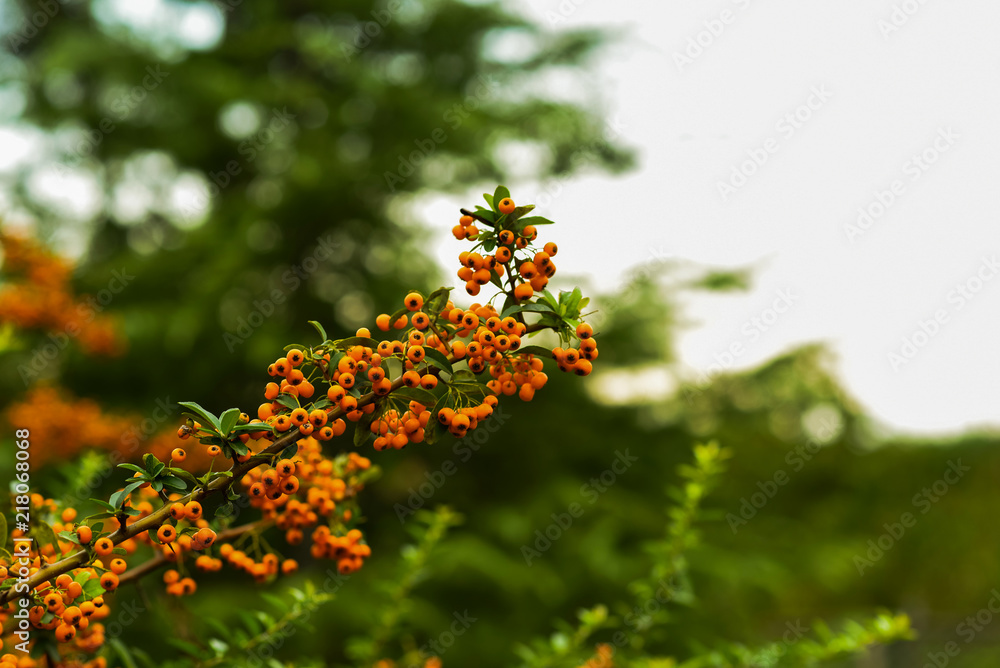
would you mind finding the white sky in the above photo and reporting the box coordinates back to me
[423,0,1000,436]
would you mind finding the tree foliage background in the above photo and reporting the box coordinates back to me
[0,1,998,666]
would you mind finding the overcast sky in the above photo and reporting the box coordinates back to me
[424,0,1000,436]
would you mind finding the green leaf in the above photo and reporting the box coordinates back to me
[275,394,299,410]
[230,439,249,456]
[392,387,439,405]
[423,348,453,373]
[281,442,298,459]
[82,578,104,599]
[219,408,241,436]
[143,453,165,477]
[450,369,477,383]
[450,382,491,398]
[515,345,555,358]
[308,321,328,341]
[117,463,146,475]
[508,205,536,221]
[354,413,375,448]
[501,301,556,319]
[160,476,188,492]
[89,499,117,513]
[178,401,222,432]
[425,286,452,314]
[58,531,81,545]
[482,193,494,208]
[32,522,59,554]
[215,502,235,519]
[334,336,379,349]
[516,215,554,226]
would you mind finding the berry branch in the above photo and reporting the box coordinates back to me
[0,188,600,666]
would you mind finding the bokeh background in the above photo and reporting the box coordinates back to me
[0,0,998,666]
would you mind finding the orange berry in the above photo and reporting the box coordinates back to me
[498,197,515,214]
[157,525,177,543]
[404,292,424,311]
[576,323,593,339]
[94,537,114,557]
[76,525,93,545]
[99,572,119,592]
[184,501,203,520]
[514,282,534,301]
[290,407,309,425]
[109,558,127,575]
[171,448,186,462]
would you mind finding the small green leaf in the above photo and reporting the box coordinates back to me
[515,345,555,358]
[482,193,494,208]
[423,348,453,373]
[178,401,223,432]
[281,442,298,459]
[117,463,146,475]
[275,395,299,410]
[392,387,439,405]
[160,476,188,492]
[334,336,380,349]
[308,321,328,341]
[450,369,477,383]
[516,215,554,226]
[32,522,59,554]
[425,286,453,314]
[501,302,556,319]
[89,499,117,513]
[219,408,241,436]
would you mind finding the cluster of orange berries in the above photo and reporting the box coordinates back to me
[553,322,599,376]
[238,439,373,574]
[0,501,123,665]
[0,230,121,356]
[452,199,558,301]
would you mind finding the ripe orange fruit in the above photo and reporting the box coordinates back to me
[498,197,515,214]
